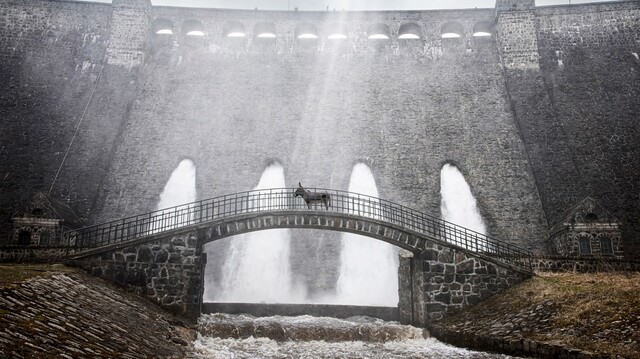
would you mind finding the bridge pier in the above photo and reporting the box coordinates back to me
[399,243,531,327]
[68,208,533,325]
[72,229,205,321]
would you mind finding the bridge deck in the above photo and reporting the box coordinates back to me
[64,188,533,272]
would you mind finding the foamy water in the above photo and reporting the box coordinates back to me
[213,162,304,303]
[335,163,399,306]
[188,314,520,359]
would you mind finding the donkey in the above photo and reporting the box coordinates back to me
[294,182,331,210]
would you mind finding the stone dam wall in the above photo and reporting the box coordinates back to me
[0,0,638,257]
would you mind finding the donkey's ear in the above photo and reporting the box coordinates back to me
[299,182,302,187]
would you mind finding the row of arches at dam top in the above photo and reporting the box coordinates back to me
[152,18,495,42]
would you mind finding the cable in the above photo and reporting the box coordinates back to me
[48,62,105,195]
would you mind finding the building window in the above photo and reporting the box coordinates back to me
[18,231,31,246]
[600,237,613,255]
[585,213,598,223]
[39,231,51,246]
[578,237,592,255]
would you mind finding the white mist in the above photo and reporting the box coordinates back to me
[154,159,197,231]
[214,162,302,303]
[335,163,399,307]
[157,159,197,209]
[440,163,487,249]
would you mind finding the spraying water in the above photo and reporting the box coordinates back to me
[157,159,197,209]
[334,163,399,306]
[214,162,303,303]
[440,163,487,244]
[154,159,197,232]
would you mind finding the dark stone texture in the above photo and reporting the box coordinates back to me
[0,0,552,257]
[533,256,640,273]
[73,230,204,320]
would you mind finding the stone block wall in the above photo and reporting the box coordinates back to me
[0,0,112,240]
[0,247,67,263]
[495,0,640,257]
[496,6,539,68]
[107,0,151,68]
[532,256,640,273]
[1,0,639,260]
[93,6,548,252]
[73,230,204,319]
[534,2,640,255]
[399,241,530,327]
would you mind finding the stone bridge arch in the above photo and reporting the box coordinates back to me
[198,211,427,252]
[68,189,532,326]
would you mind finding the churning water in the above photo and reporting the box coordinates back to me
[204,162,399,306]
[188,314,519,359]
[335,163,399,306]
[440,163,487,236]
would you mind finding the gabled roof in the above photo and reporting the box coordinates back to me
[12,192,83,228]
[551,196,619,231]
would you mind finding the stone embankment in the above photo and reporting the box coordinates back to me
[0,264,195,358]
[430,272,640,359]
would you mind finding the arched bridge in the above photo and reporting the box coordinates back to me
[66,188,531,270]
[66,188,533,325]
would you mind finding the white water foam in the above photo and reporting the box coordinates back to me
[190,315,520,358]
[440,163,487,250]
[334,163,399,306]
[153,159,197,231]
[213,162,305,303]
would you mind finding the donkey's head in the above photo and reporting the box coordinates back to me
[294,182,306,197]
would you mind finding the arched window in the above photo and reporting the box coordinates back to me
[472,21,494,37]
[367,23,390,40]
[182,19,205,37]
[181,19,205,48]
[599,236,613,255]
[295,23,319,39]
[440,21,464,39]
[18,230,31,246]
[578,235,592,255]
[223,21,246,38]
[584,213,598,223]
[252,22,277,52]
[32,208,44,217]
[254,22,276,39]
[326,23,348,40]
[152,18,175,35]
[295,23,319,52]
[39,231,51,246]
[398,23,422,40]
[151,18,175,53]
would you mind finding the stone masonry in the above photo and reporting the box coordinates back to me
[73,230,204,320]
[401,242,530,327]
[71,211,531,325]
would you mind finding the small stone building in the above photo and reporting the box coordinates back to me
[10,192,82,247]
[548,197,623,258]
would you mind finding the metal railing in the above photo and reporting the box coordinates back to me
[64,188,533,271]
